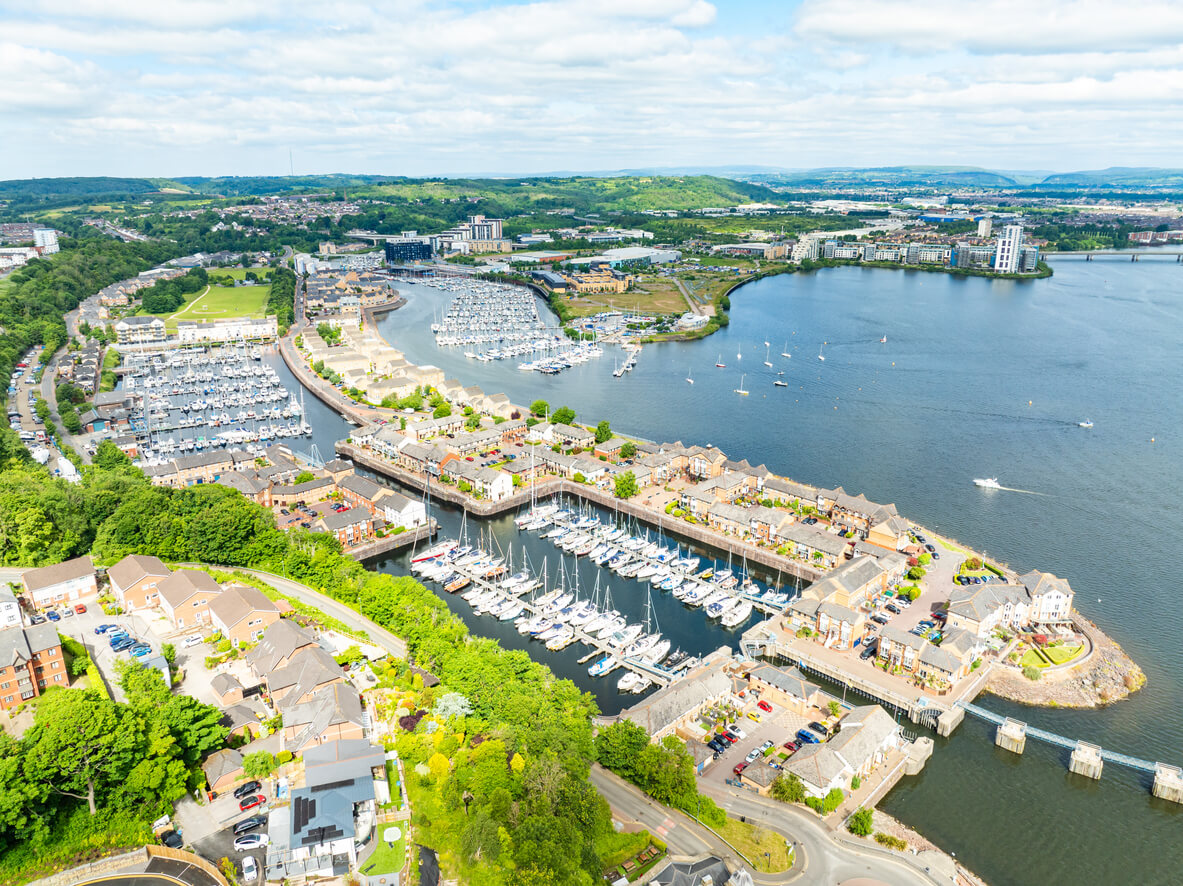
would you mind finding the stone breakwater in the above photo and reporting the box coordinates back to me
[985,615,1146,708]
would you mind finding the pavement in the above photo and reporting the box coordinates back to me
[592,764,946,885]
[697,698,815,791]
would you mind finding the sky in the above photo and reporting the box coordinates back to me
[2,0,1182,179]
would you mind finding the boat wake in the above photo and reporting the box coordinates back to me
[997,486,1048,496]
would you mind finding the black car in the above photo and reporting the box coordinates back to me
[871,614,889,625]
[885,603,901,615]
[925,544,936,553]
[859,641,878,660]
[232,815,267,836]
[159,830,184,849]
[233,780,262,800]
[809,721,831,737]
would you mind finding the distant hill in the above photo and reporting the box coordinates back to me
[1038,167,1183,187]
[0,176,160,199]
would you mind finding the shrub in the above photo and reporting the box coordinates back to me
[243,750,277,778]
[276,750,294,765]
[850,775,861,790]
[875,833,907,851]
[848,807,873,836]
[1022,665,1042,681]
[963,557,982,571]
[907,566,926,581]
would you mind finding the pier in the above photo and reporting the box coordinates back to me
[432,557,676,689]
[347,519,437,562]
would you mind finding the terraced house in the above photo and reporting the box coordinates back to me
[0,623,67,709]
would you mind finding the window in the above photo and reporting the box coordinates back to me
[54,675,62,682]
[51,661,59,669]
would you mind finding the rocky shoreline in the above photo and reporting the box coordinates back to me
[870,810,990,886]
[984,615,1146,708]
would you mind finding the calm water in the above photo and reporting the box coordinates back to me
[287,260,1183,885]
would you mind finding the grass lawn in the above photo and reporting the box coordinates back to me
[1044,644,1083,665]
[594,829,653,868]
[209,267,274,282]
[714,816,792,872]
[1019,648,1049,668]
[937,536,968,553]
[562,281,688,318]
[141,283,271,332]
[360,828,407,877]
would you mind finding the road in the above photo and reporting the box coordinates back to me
[232,566,408,660]
[592,765,947,886]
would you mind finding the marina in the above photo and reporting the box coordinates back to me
[417,274,606,373]
[118,344,312,463]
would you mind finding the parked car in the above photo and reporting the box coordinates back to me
[46,611,60,622]
[782,740,800,752]
[182,634,203,647]
[885,603,901,615]
[919,620,935,629]
[159,830,184,849]
[234,780,263,800]
[73,603,87,614]
[128,644,152,657]
[746,710,762,723]
[860,641,878,660]
[759,740,774,752]
[239,795,265,812]
[757,700,772,713]
[870,614,889,626]
[233,815,267,836]
[726,725,746,740]
[29,614,45,625]
[925,544,936,553]
[733,761,749,776]
[718,731,737,744]
[280,508,289,515]
[61,608,74,618]
[931,552,940,560]
[796,728,821,745]
[94,624,116,635]
[233,833,269,851]
[809,722,831,737]
[745,749,761,763]
[111,637,136,652]
[241,856,258,883]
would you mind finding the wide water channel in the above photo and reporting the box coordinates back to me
[273,258,1183,885]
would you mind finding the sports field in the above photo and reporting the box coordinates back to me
[144,283,271,331]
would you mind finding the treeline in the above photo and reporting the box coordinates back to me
[0,666,226,884]
[0,234,179,403]
[139,268,208,314]
[267,267,297,332]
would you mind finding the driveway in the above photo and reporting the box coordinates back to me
[697,699,814,791]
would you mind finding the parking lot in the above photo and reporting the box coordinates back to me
[696,696,820,790]
[180,785,273,884]
[274,498,348,531]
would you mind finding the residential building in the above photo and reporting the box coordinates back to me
[0,623,67,708]
[281,682,366,752]
[114,315,167,345]
[202,748,245,795]
[22,556,96,608]
[315,508,375,548]
[107,554,172,612]
[617,667,732,741]
[995,224,1024,273]
[33,229,60,254]
[782,705,900,798]
[383,238,433,263]
[747,664,822,714]
[157,570,223,630]
[175,316,278,344]
[208,584,281,647]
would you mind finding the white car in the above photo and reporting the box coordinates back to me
[181,634,203,648]
[241,856,258,883]
[234,833,269,851]
[726,725,746,740]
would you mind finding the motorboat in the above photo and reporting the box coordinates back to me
[973,478,1002,489]
[1079,419,1094,428]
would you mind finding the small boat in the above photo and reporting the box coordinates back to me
[1078,419,1094,428]
[734,373,749,396]
[880,335,887,343]
[763,344,773,368]
[686,366,694,385]
[973,478,1002,489]
[715,354,726,368]
[774,379,788,387]
[818,342,826,362]
[781,339,791,358]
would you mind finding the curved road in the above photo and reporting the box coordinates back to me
[592,766,950,886]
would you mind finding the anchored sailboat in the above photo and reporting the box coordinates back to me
[734,373,749,395]
[763,344,773,368]
[686,366,694,385]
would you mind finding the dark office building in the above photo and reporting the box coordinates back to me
[384,240,433,264]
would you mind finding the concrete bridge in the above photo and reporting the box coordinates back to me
[1045,250,1183,261]
[956,701,1183,802]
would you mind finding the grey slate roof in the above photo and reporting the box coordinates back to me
[202,747,244,785]
[0,622,60,667]
[208,584,279,629]
[157,569,221,609]
[247,619,318,675]
[107,554,170,592]
[619,668,731,735]
[749,664,814,700]
[284,683,365,751]
[22,555,94,592]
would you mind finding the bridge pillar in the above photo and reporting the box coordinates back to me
[1153,763,1183,803]
[1086,254,1092,261]
[1069,741,1103,780]
[904,737,934,775]
[1132,254,1138,261]
[936,706,965,737]
[995,718,1027,755]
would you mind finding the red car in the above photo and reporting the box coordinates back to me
[74,603,87,614]
[239,795,265,812]
[718,732,737,744]
[783,740,800,752]
[733,761,748,776]
[757,700,772,713]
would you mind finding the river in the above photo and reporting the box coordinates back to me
[272,258,1183,885]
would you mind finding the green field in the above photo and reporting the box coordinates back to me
[142,283,271,331]
[208,267,273,282]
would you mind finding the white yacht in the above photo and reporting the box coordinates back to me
[973,478,1002,489]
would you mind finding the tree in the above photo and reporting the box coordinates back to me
[770,772,806,804]
[594,721,649,781]
[849,807,873,836]
[161,643,176,665]
[594,420,611,443]
[614,471,639,499]
[434,692,474,721]
[22,690,141,815]
[92,440,132,470]
[551,406,576,426]
[433,402,452,419]
[619,441,637,459]
[827,700,841,718]
[293,470,315,484]
[242,751,277,779]
[530,399,549,417]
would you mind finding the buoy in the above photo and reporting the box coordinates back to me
[1028,400,1032,406]
[1151,437,1155,443]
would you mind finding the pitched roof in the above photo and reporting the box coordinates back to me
[107,554,170,592]
[157,569,222,609]
[317,509,371,532]
[270,646,344,702]
[749,664,814,700]
[784,741,850,792]
[0,623,60,668]
[619,669,730,735]
[208,584,279,629]
[284,683,365,751]
[247,619,318,675]
[741,757,779,787]
[210,672,245,698]
[337,473,385,501]
[22,555,94,592]
[202,747,244,785]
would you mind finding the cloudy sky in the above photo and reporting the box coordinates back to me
[2,0,1181,178]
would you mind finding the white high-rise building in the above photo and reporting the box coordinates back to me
[995,224,1023,273]
[977,216,993,238]
[33,229,59,254]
